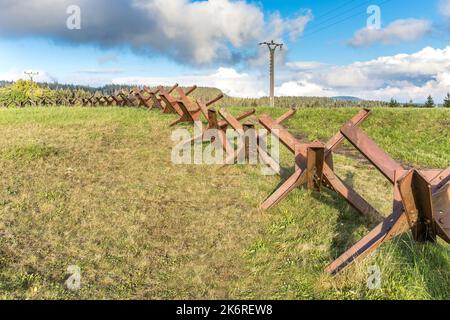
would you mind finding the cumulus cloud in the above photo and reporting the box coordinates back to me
[0,69,56,83]
[77,69,124,75]
[112,66,335,98]
[113,67,267,98]
[286,61,324,71]
[0,0,311,65]
[283,11,313,41]
[315,46,450,101]
[275,81,336,97]
[348,19,432,47]
[244,10,312,68]
[96,54,119,65]
[108,46,450,102]
[440,0,450,17]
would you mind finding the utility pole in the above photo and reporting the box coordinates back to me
[259,40,283,107]
[24,71,39,82]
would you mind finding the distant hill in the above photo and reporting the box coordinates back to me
[332,96,363,102]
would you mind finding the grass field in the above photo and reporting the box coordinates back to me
[0,106,449,300]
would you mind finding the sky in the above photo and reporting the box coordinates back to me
[0,0,449,102]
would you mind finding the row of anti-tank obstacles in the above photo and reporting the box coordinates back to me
[6,83,450,275]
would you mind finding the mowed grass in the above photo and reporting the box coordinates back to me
[0,106,449,300]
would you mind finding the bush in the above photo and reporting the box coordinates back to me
[0,80,55,106]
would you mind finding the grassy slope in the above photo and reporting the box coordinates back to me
[0,107,448,300]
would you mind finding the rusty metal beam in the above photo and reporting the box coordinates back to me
[275,108,297,125]
[261,169,307,210]
[325,109,371,152]
[434,182,450,244]
[326,167,450,275]
[322,164,384,221]
[340,124,402,184]
[398,170,436,242]
[307,141,325,191]
[259,113,299,153]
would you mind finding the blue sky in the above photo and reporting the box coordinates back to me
[0,0,449,102]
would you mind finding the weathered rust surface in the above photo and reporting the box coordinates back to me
[179,105,253,161]
[322,164,383,221]
[261,169,307,210]
[327,167,450,275]
[434,183,450,243]
[399,170,436,242]
[169,89,223,127]
[307,141,325,191]
[259,113,299,153]
[259,109,372,211]
[325,109,371,152]
[135,92,153,109]
[275,108,297,125]
[340,124,402,184]
[158,86,182,114]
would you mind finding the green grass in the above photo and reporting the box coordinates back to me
[0,106,449,300]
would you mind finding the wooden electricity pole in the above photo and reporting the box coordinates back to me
[24,71,39,82]
[260,40,283,107]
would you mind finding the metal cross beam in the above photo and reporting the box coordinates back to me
[180,106,256,163]
[324,123,450,275]
[260,108,450,275]
[259,109,378,220]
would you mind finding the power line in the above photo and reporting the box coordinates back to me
[24,71,39,82]
[312,0,359,20]
[305,0,376,35]
[301,0,394,40]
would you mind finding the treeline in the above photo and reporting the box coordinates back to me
[172,87,389,108]
[1,80,449,108]
[389,95,450,108]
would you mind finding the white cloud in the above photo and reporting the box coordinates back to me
[440,0,450,17]
[135,0,265,64]
[96,54,119,65]
[286,61,324,71]
[316,46,450,101]
[113,67,334,98]
[0,0,311,66]
[77,69,124,75]
[285,11,313,41]
[0,69,56,83]
[348,19,432,47]
[113,67,267,98]
[108,46,450,102]
[275,81,336,97]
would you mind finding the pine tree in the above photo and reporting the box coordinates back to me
[444,92,450,108]
[403,99,415,108]
[388,98,400,108]
[424,95,435,108]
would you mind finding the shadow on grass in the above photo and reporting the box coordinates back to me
[309,171,380,259]
[312,189,377,260]
[317,171,450,298]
